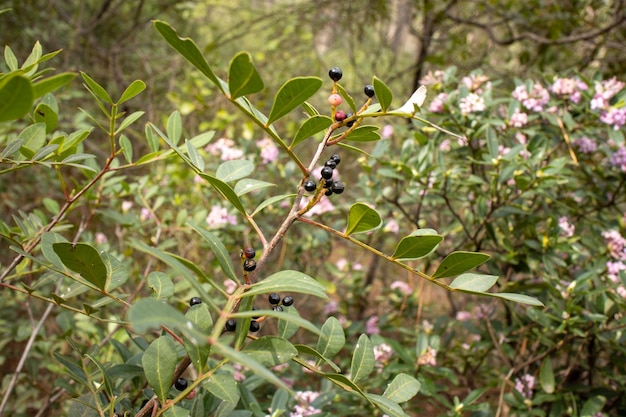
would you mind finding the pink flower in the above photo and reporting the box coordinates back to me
[121,201,133,212]
[602,230,626,261]
[256,137,279,164]
[509,108,528,128]
[373,343,394,370]
[461,73,490,93]
[205,138,244,161]
[429,93,448,113]
[558,216,575,238]
[366,316,380,335]
[384,219,400,233]
[459,93,486,115]
[205,205,237,227]
[323,300,339,315]
[512,83,550,112]
[600,107,626,130]
[419,70,444,86]
[140,208,153,222]
[291,391,322,417]
[390,280,412,295]
[573,137,597,154]
[611,147,626,171]
[381,124,394,139]
[455,311,471,321]
[514,373,535,399]
[417,346,437,366]
[590,77,625,110]
[223,279,238,294]
[550,77,587,103]
[95,233,108,245]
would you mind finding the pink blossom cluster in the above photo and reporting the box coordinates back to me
[429,93,448,113]
[600,107,626,130]
[573,137,597,154]
[550,77,587,103]
[461,73,490,93]
[459,93,486,115]
[611,147,626,172]
[256,137,279,164]
[390,280,411,295]
[590,77,626,130]
[512,83,550,112]
[514,373,535,399]
[290,391,322,417]
[509,108,528,128]
[205,138,244,161]
[602,230,626,295]
[419,70,445,86]
[373,343,394,371]
[366,316,380,335]
[558,216,575,238]
[205,205,237,227]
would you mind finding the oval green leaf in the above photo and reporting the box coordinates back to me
[450,273,498,293]
[350,334,375,384]
[336,82,356,113]
[267,77,323,125]
[242,336,298,367]
[142,335,178,404]
[486,292,545,306]
[198,172,247,215]
[204,373,239,403]
[147,271,175,300]
[234,179,275,196]
[345,202,382,235]
[33,103,58,133]
[291,115,333,148]
[52,242,108,290]
[383,373,421,403]
[187,223,239,283]
[216,159,254,182]
[32,72,76,98]
[244,270,327,299]
[345,125,381,142]
[392,234,443,260]
[539,357,555,394]
[277,306,301,339]
[185,304,213,373]
[316,316,345,364]
[80,72,112,104]
[117,79,146,105]
[228,51,264,99]
[0,74,34,122]
[432,251,490,278]
[373,76,393,112]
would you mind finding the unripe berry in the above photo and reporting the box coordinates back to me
[269,293,281,305]
[328,67,343,82]
[175,378,188,391]
[189,297,202,306]
[225,319,237,331]
[364,84,375,98]
[321,166,333,180]
[243,259,257,271]
[244,247,256,259]
[328,93,343,106]
[335,110,347,121]
[304,180,317,192]
[282,296,294,307]
[331,180,345,194]
[249,320,260,332]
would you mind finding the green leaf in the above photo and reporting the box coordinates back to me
[366,393,409,417]
[294,344,341,372]
[316,316,345,364]
[267,77,323,125]
[80,72,113,104]
[186,139,205,172]
[187,223,239,283]
[432,251,491,278]
[204,373,239,402]
[251,194,295,216]
[4,46,18,71]
[485,292,545,306]
[228,51,264,99]
[323,373,368,398]
[115,111,145,135]
[450,273,498,292]
[350,334,375,384]
[383,373,421,403]
[580,396,606,417]
[234,179,275,196]
[336,83,356,113]
[154,21,226,93]
[117,79,146,104]
[231,308,321,336]
[142,335,178,404]
[198,172,247,215]
[373,76,393,112]
[392,232,443,260]
[17,122,46,159]
[163,407,191,417]
[291,115,333,148]
[242,336,298,367]
[185,304,213,373]
[0,73,33,122]
[345,202,382,235]
[32,72,76,98]
[33,103,58,133]
[128,298,208,346]
[344,125,381,142]
[244,270,327,299]
[539,357,555,394]
[216,159,254,182]
[277,306,301,339]
[84,353,114,398]
[147,271,175,300]
[52,243,108,290]
[167,110,182,145]
[119,135,133,163]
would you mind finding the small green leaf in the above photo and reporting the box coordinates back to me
[85,353,115,398]
[142,335,178,404]
[163,407,191,417]
[373,76,393,112]
[117,80,146,104]
[450,273,498,292]
[186,139,205,172]
[198,172,247,215]
[345,203,382,235]
[580,396,606,417]
[244,270,327,299]
[187,223,239,283]
[392,233,443,260]
[432,251,491,278]
[344,125,381,142]
[119,135,133,163]
[316,316,345,364]
[383,373,421,403]
[231,308,321,336]
[485,292,545,306]
[17,122,46,159]
[80,72,112,104]
[251,194,295,216]
[366,393,409,417]
[234,179,275,196]
[4,46,18,71]
[277,306,301,339]
[33,103,58,133]
[291,115,333,148]
[115,111,145,135]
[216,159,254,182]
[539,357,555,394]
[242,336,298,367]
[228,51,264,99]
[350,334,375,383]
[267,77,323,125]
[185,303,213,373]
[336,83,356,113]
[0,74,33,122]
[294,344,341,372]
[167,111,182,145]
[147,271,175,300]
[32,72,76,99]
[204,373,239,402]
[52,243,108,290]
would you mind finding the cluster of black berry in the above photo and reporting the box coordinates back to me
[303,154,344,196]
[268,292,294,312]
[242,247,256,271]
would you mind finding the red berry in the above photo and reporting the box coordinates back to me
[244,247,256,259]
[328,94,343,106]
[335,110,347,121]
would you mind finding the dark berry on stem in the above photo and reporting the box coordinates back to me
[328,66,343,82]
[282,296,294,307]
[225,319,237,331]
[331,181,345,194]
[244,247,256,259]
[269,293,281,305]
[325,188,333,196]
[346,113,355,127]
[364,84,375,98]
[249,320,260,332]
[335,110,346,121]
[243,259,257,271]
[273,305,284,312]
[175,378,188,391]
[189,297,202,306]
[252,306,260,319]
[321,166,333,179]
[325,159,337,169]
[330,154,341,165]
[323,179,333,189]
[304,180,317,192]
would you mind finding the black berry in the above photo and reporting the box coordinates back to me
[252,306,261,319]
[335,110,346,121]
[330,154,341,165]
[328,67,343,82]
[364,84,375,98]
[321,166,333,180]
[269,293,281,305]
[304,180,317,192]
[243,259,257,271]
[325,188,333,196]
[249,320,260,332]
[325,159,337,169]
[331,181,345,194]
[189,297,202,306]
[345,113,355,127]
[175,377,188,391]
[273,305,284,312]
[244,247,256,259]
[225,319,237,332]
[282,296,294,307]
[323,179,333,189]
